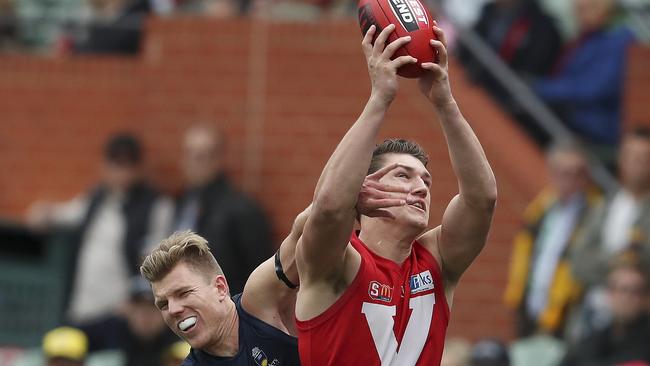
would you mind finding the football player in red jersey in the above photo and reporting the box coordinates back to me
[294,23,497,366]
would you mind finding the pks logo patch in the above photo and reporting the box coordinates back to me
[410,270,434,294]
[389,0,430,32]
[368,281,393,302]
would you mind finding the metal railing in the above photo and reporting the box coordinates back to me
[451,24,619,193]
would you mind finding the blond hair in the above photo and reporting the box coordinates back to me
[140,231,223,283]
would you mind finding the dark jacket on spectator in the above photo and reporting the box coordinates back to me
[64,182,161,310]
[560,314,650,366]
[174,175,274,294]
[460,0,562,82]
[80,315,178,366]
[533,26,635,145]
[75,0,150,54]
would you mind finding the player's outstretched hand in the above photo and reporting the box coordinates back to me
[418,22,454,108]
[362,24,417,104]
[357,163,413,219]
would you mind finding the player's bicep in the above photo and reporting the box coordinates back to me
[241,219,307,324]
[438,194,494,283]
[296,208,356,283]
[241,257,284,318]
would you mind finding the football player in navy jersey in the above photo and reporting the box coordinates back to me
[140,166,413,365]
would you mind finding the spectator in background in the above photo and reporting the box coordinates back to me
[532,0,636,157]
[571,127,650,336]
[510,333,566,366]
[173,125,273,294]
[79,276,178,366]
[458,0,562,88]
[456,0,562,144]
[250,0,323,20]
[12,0,90,51]
[249,0,356,20]
[162,341,191,366]
[560,251,650,366]
[432,0,491,28]
[504,140,601,338]
[42,326,88,366]
[27,133,173,325]
[174,0,252,16]
[470,339,510,366]
[536,0,578,39]
[73,0,165,54]
[0,0,17,51]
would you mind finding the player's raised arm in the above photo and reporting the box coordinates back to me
[418,24,497,287]
[240,205,312,334]
[242,173,412,334]
[296,24,416,282]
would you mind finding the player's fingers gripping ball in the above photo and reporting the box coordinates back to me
[358,0,438,78]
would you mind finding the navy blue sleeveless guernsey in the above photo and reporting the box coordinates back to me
[182,294,300,366]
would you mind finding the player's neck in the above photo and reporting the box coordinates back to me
[205,301,240,357]
[359,221,419,265]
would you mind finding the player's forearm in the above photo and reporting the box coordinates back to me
[280,205,312,284]
[312,96,389,216]
[436,101,497,208]
[291,204,312,237]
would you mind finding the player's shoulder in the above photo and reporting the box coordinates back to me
[416,227,442,262]
[235,294,298,346]
[235,295,301,365]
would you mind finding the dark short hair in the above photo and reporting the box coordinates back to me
[368,139,429,174]
[471,339,510,366]
[626,126,650,141]
[104,133,142,165]
[608,245,650,290]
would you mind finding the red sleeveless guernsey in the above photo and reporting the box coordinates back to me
[296,232,450,366]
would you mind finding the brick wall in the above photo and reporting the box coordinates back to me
[0,18,553,341]
[624,45,650,129]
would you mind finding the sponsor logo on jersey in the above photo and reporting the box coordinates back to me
[410,270,434,294]
[368,281,393,302]
[389,0,429,32]
[252,347,279,366]
[252,347,267,366]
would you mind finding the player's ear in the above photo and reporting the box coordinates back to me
[212,274,230,300]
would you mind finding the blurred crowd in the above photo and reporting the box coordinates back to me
[456,0,646,169]
[0,0,649,365]
[440,127,650,366]
[501,129,650,366]
[0,0,645,158]
[1,126,275,366]
[0,0,359,54]
[453,1,650,361]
